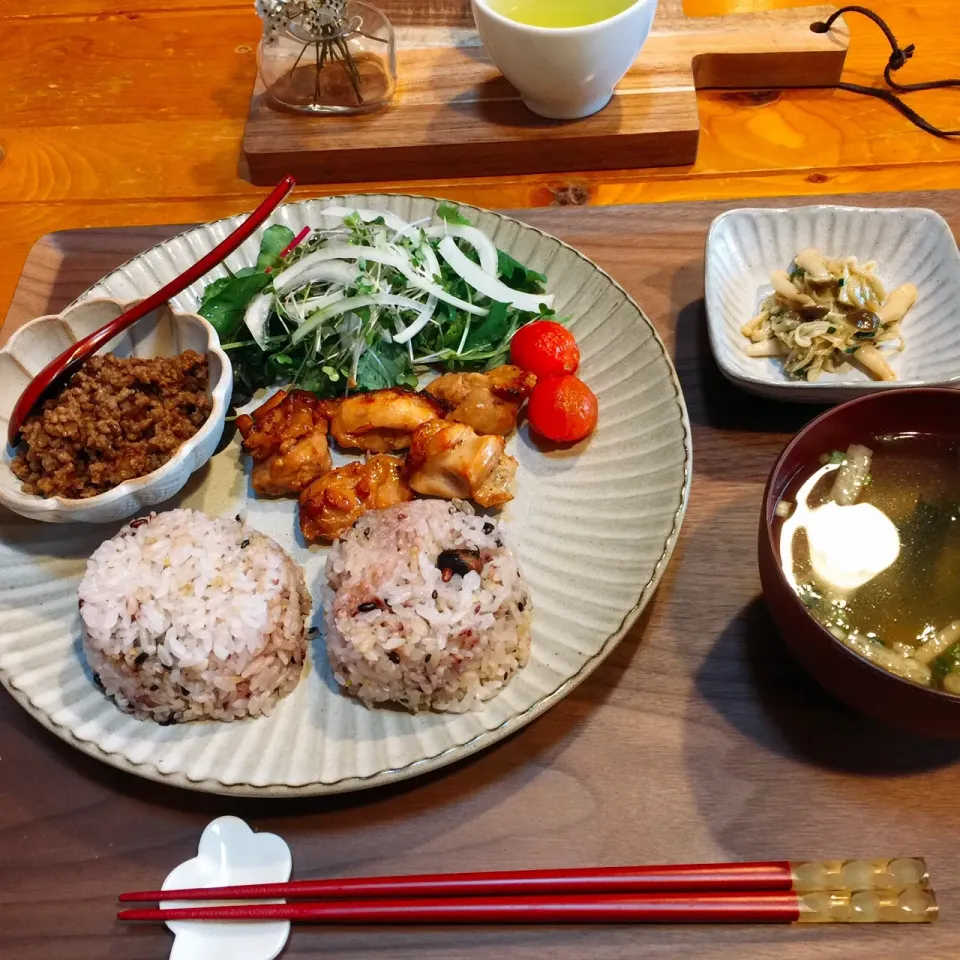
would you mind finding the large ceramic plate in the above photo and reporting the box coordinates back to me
[0,195,691,796]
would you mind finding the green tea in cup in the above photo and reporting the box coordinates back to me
[487,0,637,28]
[472,0,658,119]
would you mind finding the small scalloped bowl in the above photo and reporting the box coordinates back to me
[0,298,232,524]
[705,205,960,403]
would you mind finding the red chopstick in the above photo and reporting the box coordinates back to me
[6,174,296,444]
[118,891,802,925]
[270,226,311,267]
[119,861,796,903]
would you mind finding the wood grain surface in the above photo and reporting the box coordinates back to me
[3,1,960,326]
[3,191,960,959]
[241,0,848,183]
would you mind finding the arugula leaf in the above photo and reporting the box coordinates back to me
[436,202,473,226]
[256,224,296,272]
[198,272,272,338]
[299,362,340,397]
[199,276,234,308]
[355,339,417,391]
[497,250,547,293]
[464,301,511,354]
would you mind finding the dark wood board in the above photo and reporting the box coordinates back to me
[241,0,849,184]
[3,191,960,960]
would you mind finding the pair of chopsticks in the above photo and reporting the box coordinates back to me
[117,859,938,925]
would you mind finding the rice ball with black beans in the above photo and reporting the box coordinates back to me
[78,509,311,724]
[323,499,532,711]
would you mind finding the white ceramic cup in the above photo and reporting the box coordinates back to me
[471,0,659,120]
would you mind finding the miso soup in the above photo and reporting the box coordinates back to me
[776,434,960,691]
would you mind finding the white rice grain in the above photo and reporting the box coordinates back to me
[323,500,532,712]
[78,509,311,724]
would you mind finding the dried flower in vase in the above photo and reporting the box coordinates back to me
[255,0,397,115]
[257,0,347,41]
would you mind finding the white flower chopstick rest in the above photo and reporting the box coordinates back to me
[162,816,292,960]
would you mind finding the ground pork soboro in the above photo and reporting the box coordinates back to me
[11,351,211,499]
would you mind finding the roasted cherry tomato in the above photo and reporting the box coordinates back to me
[510,321,580,379]
[527,375,598,443]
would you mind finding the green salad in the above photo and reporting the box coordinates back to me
[199,203,557,403]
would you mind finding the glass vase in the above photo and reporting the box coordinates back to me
[258,1,397,115]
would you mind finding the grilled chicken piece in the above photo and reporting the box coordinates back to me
[473,452,518,508]
[329,388,443,453]
[250,431,333,497]
[299,454,413,542]
[406,420,516,507]
[237,389,320,459]
[426,365,537,436]
[236,389,332,496]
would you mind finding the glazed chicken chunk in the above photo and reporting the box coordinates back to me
[406,420,517,508]
[426,365,537,436]
[329,388,443,453]
[299,454,413,542]
[236,389,332,497]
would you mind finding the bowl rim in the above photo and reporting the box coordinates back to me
[705,203,960,394]
[471,0,657,36]
[761,386,960,704]
[0,297,232,515]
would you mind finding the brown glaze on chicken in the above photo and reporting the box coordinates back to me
[474,451,518,508]
[299,454,413,542]
[250,431,333,497]
[426,365,537,436]
[406,419,516,507]
[329,388,443,453]
[237,389,332,496]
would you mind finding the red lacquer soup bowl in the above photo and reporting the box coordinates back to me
[758,388,960,739]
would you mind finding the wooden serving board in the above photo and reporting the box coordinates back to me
[242,0,850,184]
[4,190,960,960]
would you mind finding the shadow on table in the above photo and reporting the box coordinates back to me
[695,595,960,774]
[1,595,658,824]
[669,276,828,437]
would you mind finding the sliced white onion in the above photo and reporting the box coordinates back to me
[392,217,432,245]
[290,287,347,322]
[292,293,439,345]
[393,293,437,344]
[285,244,408,279]
[437,236,554,313]
[273,255,360,295]
[319,206,411,234]
[390,243,486,317]
[279,242,486,318]
[292,295,381,345]
[408,276,486,317]
[426,223,499,276]
[243,291,275,349]
[420,241,441,282]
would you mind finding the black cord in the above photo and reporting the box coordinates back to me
[810,5,960,138]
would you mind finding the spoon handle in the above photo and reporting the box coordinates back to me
[7,175,296,445]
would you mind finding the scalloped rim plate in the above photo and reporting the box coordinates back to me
[705,204,960,403]
[0,195,691,796]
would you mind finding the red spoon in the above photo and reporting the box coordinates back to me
[6,175,297,446]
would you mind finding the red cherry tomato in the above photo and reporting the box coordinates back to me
[527,375,598,443]
[510,321,580,379]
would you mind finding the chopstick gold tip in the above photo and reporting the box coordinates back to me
[790,858,930,892]
[797,887,938,923]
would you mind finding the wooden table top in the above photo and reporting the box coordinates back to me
[2,1,960,955]
[2,0,959,322]
[4,191,960,959]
